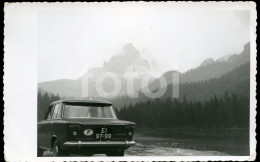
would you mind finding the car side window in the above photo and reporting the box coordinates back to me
[46,105,54,120]
[52,104,60,119]
[56,104,62,119]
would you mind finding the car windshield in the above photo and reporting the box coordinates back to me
[63,104,117,119]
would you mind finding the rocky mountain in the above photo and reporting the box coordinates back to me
[111,42,250,108]
[38,43,156,98]
[181,42,249,83]
[216,54,233,62]
[39,42,250,100]
[166,42,250,84]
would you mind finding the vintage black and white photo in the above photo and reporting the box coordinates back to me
[4,2,257,161]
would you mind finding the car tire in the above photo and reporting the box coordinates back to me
[107,150,124,156]
[83,153,93,156]
[37,147,44,157]
[52,140,68,157]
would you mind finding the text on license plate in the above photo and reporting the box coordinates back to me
[95,133,111,139]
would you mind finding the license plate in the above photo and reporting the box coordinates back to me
[95,128,112,140]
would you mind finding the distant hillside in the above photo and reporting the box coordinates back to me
[200,58,214,66]
[180,42,250,83]
[177,62,250,101]
[38,79,82,98]
[112,62,250,109]
[116,62,250,130]
[147,43,249,91]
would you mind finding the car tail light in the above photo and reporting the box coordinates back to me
[125,125,135,140]
[128,131,133,136]
[68,124,82,137]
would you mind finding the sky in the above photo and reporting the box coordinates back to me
[35,4,250,82]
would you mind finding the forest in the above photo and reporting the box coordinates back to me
[116,92,249,129]
[37,92,60,122]
[37,90,249,129]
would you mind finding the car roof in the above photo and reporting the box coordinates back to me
[50,99,112,106]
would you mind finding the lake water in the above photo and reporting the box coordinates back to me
[126,128,249,156]
[43,128,249,156]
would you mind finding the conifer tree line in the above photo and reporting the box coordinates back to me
[37,90,249,129]
[37,92,60,122]
[116,92,249,129]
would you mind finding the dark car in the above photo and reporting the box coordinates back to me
[37,99,136,156]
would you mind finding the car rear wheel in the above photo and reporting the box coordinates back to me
[83,152,93,156]
[52,141,68,157]
[107,150,124,156]
[37,147,44,157]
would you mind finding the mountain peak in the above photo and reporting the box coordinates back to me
[85,43,153,75]
[121,43,140,58]
[123,43,135,50]
[242,42,250,55]
[200,58,215,66]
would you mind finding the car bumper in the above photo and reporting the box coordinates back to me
[63,140,136,148]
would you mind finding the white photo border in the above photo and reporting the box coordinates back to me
[4,2,257,161]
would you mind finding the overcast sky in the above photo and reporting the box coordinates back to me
[36,5,250,82]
